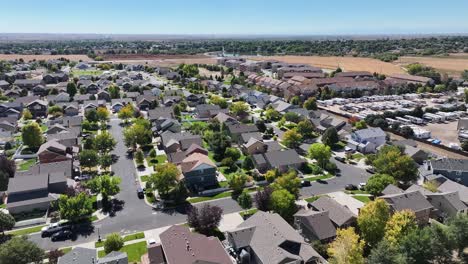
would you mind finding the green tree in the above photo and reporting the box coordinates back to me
[282,129,302,148]
[271,170,301,198]
[21,122,44,149]
[327,227,365,264]
[58,193,94,221]
[47,105,63,117]
[264,169,279,183]
[0,210,15,235]
[265,108,281,121]
[303,97,317,110]
[230,101,249,118]
[368,240,406,264]
[22,109,32,120]
[99,154,113,171]
[399,228,434,264]
[270,189,297,221]
[308,143,332,169]
[365,174,397,196]
[66,82,77,97]
[322,127,339,147]
[237,189,252,209]
[96,106,110,122]
[104,233,124,254]
[123,123,152,149]
[229,173,248,194]
[108,85,120,99]
[357,199,390,247]
[354,120,367,129]
[85,108,98,122]
[94,131,116,153]
[117,104,134,122]
[296,120,315,139]
[134,149,144,165]
[79,149,99,170]
[446,213,468,257]
[242,156,254,170]
[224,147,241,162]
[384,210,417,247]
[210,95,228,109]
[149,163,179,198]
[85,175,121,202]
[0,236,45,264]
[372,145,418,183]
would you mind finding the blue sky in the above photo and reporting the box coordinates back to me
[1,0,468,35]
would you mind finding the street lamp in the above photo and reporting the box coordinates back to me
[96,224,102,242]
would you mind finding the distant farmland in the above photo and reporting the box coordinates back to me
[249,55,406,76]
[0,54,90,61]
[396,55,468,76]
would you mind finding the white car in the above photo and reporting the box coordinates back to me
[359,182,367,190]
[74,175,90,181]
[147,239,156,245]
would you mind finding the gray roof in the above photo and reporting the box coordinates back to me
[98,251,128,264]
[58,247,97,264]
[354,127,386,139]
[457,118,468,131]
[406,184,434,196]
[228,211,325,264]
[294,209,336,240]
[438,179,468,204]
[148,107,174,120]
[264,149,304,168]
[310,196,356,227]
[227,123,259,135]
[431,158,468,172]
[240,132,263,143]
[381,190,434,213]
[381,184,403,195]
[7,173,48,194]
[427,192,468,212]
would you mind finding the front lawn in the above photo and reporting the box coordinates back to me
[140,175,149,182]
[146,154,167,166]
[7,225,46,236]
[95,232,145,248]
[17,158,37,171]
[303,174,332,182]
[187,191,233,203]
[351,153,365,160]
[353,195,371,203]
[239,208,258,218]
[304,196,322,203]
[98,241,147,262]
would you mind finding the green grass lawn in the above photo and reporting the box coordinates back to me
[60,247,72,254]
[89,215,99,222]
[304,196,322,203]
[188,191,232,203]
[140,175,149,182]
[303,174,332,181]
[351,153,365,160]
[98,241,147,262]
[7,225,46,236]
[40,124,47,132]
[17,159,37,171]
[239,208,258,218]
[345,190,369,195]
[0,203,6,209]
[353,195,371,203]
[146,154,167,166]
[95,232,145,248]
[71,70,104,76]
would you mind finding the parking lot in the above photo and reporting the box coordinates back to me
[424,120,460,146]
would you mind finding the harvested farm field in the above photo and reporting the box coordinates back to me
[396,55,468,76]
[0,54,91,61]
[249,55,405,75]
[101,54,216,66]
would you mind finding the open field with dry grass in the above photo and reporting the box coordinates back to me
[249,55,406,75]
[0,54,91,61]
[396,55,468,76]
[101,54,216,67]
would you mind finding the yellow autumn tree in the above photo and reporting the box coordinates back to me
[384,210,417,247]
[357,199,390,247]
[327,227,365,264]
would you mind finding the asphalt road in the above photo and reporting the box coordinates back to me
[29,118,242,250]
[29,118,370,250]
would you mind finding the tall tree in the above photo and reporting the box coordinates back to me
[21,122,44,149]
[229,101,249,118]
[0,236,45,264]
[117,104,134,123]
[384,210,417,247]
[270,189,297,221]
[357,199,390,247]
[0,210,15,235]
[96,107,110,122]
[282,129,302,149]
[446,213,468,257]
[66,82,77,97]
[368,240,406,264]
[187,204,223,236]
[94,131,116,153]
[254,186,273,211]
[85,175,121,202]
[79,149,99,170]
[296,120,315,139]
[372,145,418,183]
[271,170,301,198]
[327,227,365,264]
[148,163,179,198]
[228,173,248,194]
[365,174,397,196]
[322,127,339,147]
[58,193,94,221]
[303,97,317,110]
[237,189,252,209]
[308,143,332,169]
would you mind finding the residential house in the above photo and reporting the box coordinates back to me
[227,211,326,264]
[310,196,357,228]
[393,139,429,164]
[26,99,48,117]
[136,95,157,110]
[32,84,49,96]
[294,209,337,243]
[430,158,468,186]
[213,112,238,125]
[152,118,181,135]
[253,149,305,173]
[148,107,175,123]
[179,152,217,191]
[141,225,231,264]
[167,143,208,164]
[381,190,434,225]
[98,251,129,264]
[63,103,80,116]
[37,139,74,164]
[194,104,220,118]
[47,92,70,103]
[160,131,203,154]
[58,247,97,264]
[13,79,43,89]
[97,90,111,102]
[437,178,468,205]
[86,83,99,94]
[347,127,386,153]
[43,73,69,84]
[310,113,346,133]
[0,119,16,133]
[426,192,467,219]
[226,123,259,142]
[0,80,10,89]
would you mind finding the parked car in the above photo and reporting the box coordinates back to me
[74,174,90,181]
[51,230,73,241]
[334,156,345,163]
[359,182,367,190]
[137,187,144,199]
[41,225,70,238]
[365,167,375,174]
[345,184,358,191]
[41,220,69,232]
[301,180,311,187]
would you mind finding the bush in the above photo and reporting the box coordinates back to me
[237,190,252,209]
[104,233,124,254]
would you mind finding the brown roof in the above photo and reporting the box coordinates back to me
[179,153,216,173]
[388,74,432,83]
[159,225,232,264]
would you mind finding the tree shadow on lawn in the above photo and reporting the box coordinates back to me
[102,199,126,217]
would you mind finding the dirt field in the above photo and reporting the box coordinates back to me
[100,54,216,67]
[396,55,468,76]
[0,54,90,62]
[249,55,405,75]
